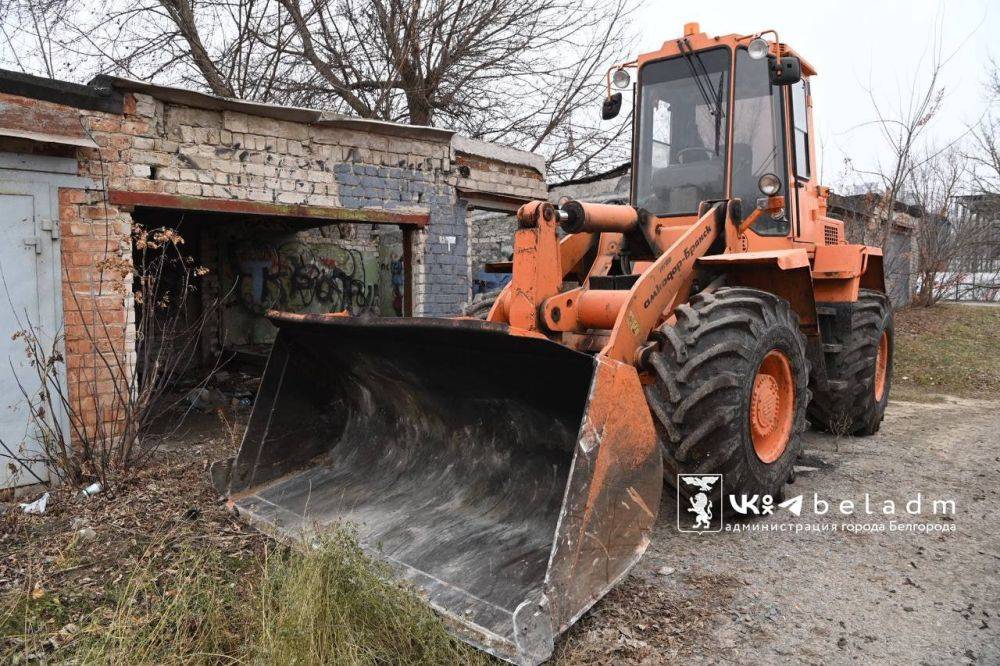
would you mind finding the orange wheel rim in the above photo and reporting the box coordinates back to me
[750,350,795,464]
[874,331,888,401]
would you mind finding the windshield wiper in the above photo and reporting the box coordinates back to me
[676,39,716,116]
[677,39,725,154]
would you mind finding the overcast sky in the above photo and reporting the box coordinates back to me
[636,0,998,189]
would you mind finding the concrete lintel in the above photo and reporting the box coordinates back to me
[107,190,429,227]
[457,187,535,213]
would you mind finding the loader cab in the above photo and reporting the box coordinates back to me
[630,37,808,240]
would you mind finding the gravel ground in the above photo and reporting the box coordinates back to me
[558,395,1000,664]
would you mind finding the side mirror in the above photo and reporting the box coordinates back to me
[768,55,801,85]
[601,92,622,120]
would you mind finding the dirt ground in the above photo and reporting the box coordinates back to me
[557,394,1000,664]
[4,305,999,664]
[5,395,998,664]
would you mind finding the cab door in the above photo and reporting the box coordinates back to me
[788,78,815,240]
[731,47,791,244]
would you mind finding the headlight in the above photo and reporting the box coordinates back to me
[748,38,769,60]
[612,68,631,90]
[758,173,781,195]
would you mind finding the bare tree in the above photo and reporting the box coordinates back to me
[966,57,1000,200]
[843,45,947,251]
[832,19,989,307]
[948,57,1000,302]
[1,0,636,178]
[906,147,991,306]
[866,55,1000,308]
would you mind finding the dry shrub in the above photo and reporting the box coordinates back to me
[1,222,221,491]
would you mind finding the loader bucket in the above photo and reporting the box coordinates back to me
[218,313,661,664]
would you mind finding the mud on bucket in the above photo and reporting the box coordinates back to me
[217,314,661,664]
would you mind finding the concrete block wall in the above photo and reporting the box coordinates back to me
[81,92,543,316]
[416,199,472,315]
[455,152,545,199]
[327,160,472,315]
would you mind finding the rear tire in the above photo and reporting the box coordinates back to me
[643,287,809,501]
[808,290,893,436]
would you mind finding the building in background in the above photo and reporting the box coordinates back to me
[946,194,1000,302]
[0,69,544,490]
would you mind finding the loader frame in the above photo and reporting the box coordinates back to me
[486,22,887,377]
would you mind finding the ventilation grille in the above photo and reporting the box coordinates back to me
[824,223,842,245]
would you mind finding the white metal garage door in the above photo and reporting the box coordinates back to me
[0,190,51,487]
[0,154,86,489]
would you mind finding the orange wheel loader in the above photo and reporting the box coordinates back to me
[214,23,893,665]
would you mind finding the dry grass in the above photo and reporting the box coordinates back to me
[73,540,246,664]
[1,415,486,666]
[893,303,1000,399]
[3,526,487,665]
[255,528,485,665]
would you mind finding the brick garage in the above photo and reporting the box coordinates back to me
[0,69,545,468]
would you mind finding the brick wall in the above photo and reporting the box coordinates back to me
[1,85,546,436]
[57,185,133,437]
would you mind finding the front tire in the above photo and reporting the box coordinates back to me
[643,287,809,501]
[808,290,893,436]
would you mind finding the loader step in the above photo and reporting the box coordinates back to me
[823,343,843,353]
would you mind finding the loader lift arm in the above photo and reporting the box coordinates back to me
[491,198,727,366]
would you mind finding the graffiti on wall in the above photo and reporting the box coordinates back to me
[230,240,379,315]
[379,249,405,316]
[217,226,406,347]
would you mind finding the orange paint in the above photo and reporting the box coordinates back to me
[875,331,889,401]
[482,21,889,455]
[750,350,795,463]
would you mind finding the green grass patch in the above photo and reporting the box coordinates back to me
[894,304,1000,399]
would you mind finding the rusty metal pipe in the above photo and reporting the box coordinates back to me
[559,200,640,234]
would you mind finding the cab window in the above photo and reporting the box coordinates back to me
[732,48,789,236]
[634,48,731,216]
[791,79,810,179]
